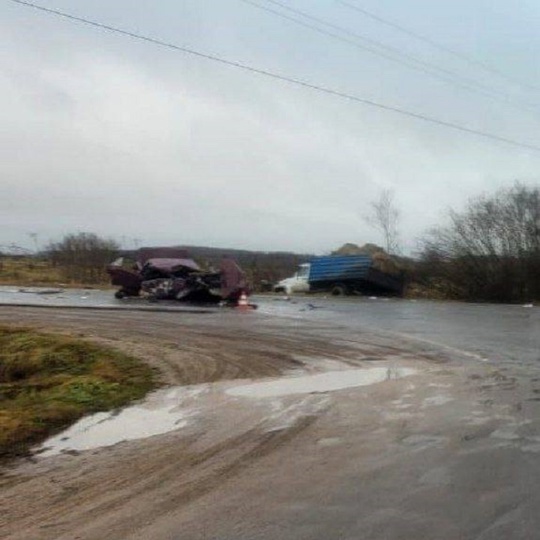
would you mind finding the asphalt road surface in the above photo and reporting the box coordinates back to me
[0,294,539,540]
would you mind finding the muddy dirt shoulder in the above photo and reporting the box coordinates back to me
[0,306,453,386]
[3,306,538,540]
[2,356,530,540]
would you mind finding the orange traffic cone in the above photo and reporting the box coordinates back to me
[237,291,249,308]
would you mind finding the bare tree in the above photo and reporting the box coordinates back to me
[365,188,400,254]
[419,183,540,302]
[46,232,119,283]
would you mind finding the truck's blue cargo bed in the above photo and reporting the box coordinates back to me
[309,255,372,283]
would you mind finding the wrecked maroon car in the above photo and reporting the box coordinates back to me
[107,247,248,305]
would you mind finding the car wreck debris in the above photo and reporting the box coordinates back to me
[107,248,250,306]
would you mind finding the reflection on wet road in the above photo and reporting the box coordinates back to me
[0,286,538,366]
[227,367,416,398]
[258,296,540,366]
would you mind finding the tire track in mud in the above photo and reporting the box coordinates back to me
[3,414,318,540]
[0,309,304,386]
[0,306,435,540]
[0,308,336,540]
[0,307,409,387]
[63,417,318,540]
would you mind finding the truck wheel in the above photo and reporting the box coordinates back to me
[331,284,348,296]
[115,289,126,299]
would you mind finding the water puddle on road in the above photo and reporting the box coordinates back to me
[227,367,417,399]
[36,368,417,457]
[36,386,205,457]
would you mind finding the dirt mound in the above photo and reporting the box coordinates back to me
[332,243,401,275]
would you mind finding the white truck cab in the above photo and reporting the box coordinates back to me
[274,263,311,295]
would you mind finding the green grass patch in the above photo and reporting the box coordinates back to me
[0,326,157,459]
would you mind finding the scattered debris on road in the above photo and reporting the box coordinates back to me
[18,288,64,295]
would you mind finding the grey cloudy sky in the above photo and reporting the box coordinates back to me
[2,0,540,255]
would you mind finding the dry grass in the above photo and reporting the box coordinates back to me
[0,257,63,286]
[0,326,157,459]
[0,257,110,287]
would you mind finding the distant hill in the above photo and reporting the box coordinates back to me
[184,245,314,287]
[120,243,417,291]
[121,245,315,290]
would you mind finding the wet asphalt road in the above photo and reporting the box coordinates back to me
[263,296,540,366]
[2,286,537,366]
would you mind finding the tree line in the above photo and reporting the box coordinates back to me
[46,232,119,284]
[417,183,540,302]
[38,234,308,287]
[6,181,539,301]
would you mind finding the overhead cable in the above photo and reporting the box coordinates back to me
[339,0,540,94]
[243,0,539,114]
[6,0,540,153]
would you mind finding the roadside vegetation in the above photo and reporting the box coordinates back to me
[0,326,156,459]
[417,183,540,303]
[0,232,118,287]
[0,257,68,287]
[0,233,116,287]
[46,232,119,284]
[1,182,538,302]
[0,233,307,291]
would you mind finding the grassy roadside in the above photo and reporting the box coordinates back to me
[0,326,157,459]
[0,257,110,288]
[0,258,67,286]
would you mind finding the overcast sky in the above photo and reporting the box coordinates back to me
[2,0,540,255]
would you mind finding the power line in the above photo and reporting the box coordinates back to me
[6,0,540,153]
[242,0,540,114]
[241,0,479,92]
[339,0,540,94]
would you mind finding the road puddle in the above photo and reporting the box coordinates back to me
[36,368,416,456]
[227,367,416,399]
[36,386,205,457]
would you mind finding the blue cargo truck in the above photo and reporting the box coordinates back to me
[274,255,404,296]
